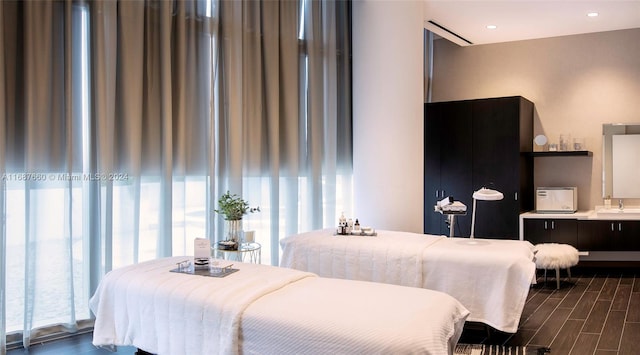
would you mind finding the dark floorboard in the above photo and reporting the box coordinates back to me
[8,267,640,355]
[7,332,136,354]
[459,267,640,355]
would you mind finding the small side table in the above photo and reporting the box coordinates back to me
[212,242,261,264]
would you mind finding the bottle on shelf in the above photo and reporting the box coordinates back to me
[338,212,347,235]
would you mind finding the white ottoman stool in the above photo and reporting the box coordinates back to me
[534,243,579,289]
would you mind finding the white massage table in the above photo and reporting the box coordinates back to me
[280,229,536,333]
[90,256,469,355]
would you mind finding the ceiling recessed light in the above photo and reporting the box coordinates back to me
[587,12,599,17]
[486,25,497,30]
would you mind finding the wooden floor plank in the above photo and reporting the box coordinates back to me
[618,273,634,285]
[619,322,640,355]
[520,289,551,321]
[598,277,620,301]
[549,319,583,354]
[626,292,640,322]
[519,297,561,330]
[559,277,590,309]
[633,277,640,292]
[527,307,572,347]
[569,291,599,320]
[611,284,632,312]
[587,275,607,292]
[597,310,626,351]
[569,332,600,355]
[583,300,612,333]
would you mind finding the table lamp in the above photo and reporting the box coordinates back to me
[470,187,504,239]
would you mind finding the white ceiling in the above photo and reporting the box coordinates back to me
[423,1,640,46]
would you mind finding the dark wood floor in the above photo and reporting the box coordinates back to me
[460,267,640,355]
[8,267,640,355]
[7,332,136,354]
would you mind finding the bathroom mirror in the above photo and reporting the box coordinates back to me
[603,123,640,198]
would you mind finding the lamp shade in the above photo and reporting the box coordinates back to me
[472,187,504,201]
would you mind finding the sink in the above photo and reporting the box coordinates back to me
[596,208,640,219]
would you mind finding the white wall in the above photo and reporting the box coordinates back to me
[351,4,640,232]
[352,0,424,232]
[432,29,640,210]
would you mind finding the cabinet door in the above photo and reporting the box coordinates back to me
[424,103,444,234]
[578,220,615,251]
[472,98,522,238]
[424,102,472,236]
[439,102,473,236]
[617,221,640,250]
[578,220,640,251]
[523,219,548,245]
[577,220,640,252]
[550,219,579,246]
[524,219,577,246]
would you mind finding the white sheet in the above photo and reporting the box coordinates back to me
[280,229,445,287]
[421,237,536,333]
[90,257,314,355]
[90,256,469,355]
[279,229,536,333]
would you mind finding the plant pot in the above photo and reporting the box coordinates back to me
[223,219,243,249]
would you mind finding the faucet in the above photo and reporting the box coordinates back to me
[619,199,624,210]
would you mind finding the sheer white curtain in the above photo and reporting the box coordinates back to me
[1,1,88,350]
[214,0,352,265]
[0,0,351,352]
[1,0,215,350]
[89,0,215,268]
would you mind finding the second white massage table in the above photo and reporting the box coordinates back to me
[280,229,536,333]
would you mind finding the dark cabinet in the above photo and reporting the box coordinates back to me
[523,219,578,246]
[577,220,640,251]
[424,96,533,238]
[424,101,473,235]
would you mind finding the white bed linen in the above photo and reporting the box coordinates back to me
[279,229,536,333]
[90,256,469,355]
[421,237,536,332]
[279,229,445,287]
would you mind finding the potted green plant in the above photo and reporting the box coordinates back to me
[214,191,259,250]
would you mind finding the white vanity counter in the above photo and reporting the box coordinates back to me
[519,210,593,242]
[520,210,594,221]
[520,210,640,262]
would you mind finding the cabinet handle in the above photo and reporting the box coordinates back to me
[515,192,518,201]
[619,222,622,232]
[551,221,555,230]
[435,190,438,198]
[544,221,548,230]
[611,223,615,232]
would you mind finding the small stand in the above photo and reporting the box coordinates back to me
[442,212,466,237]
[434,200,467,237]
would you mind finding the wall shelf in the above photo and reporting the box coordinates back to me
[527,150,593,157]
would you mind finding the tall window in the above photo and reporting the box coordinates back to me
[1,0,351,350]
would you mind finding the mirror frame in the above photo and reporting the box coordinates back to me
[602,123,640,198]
